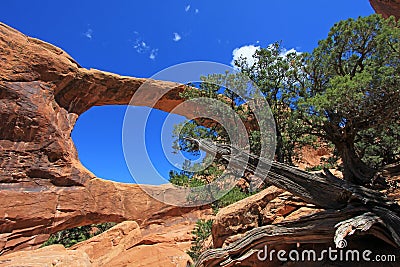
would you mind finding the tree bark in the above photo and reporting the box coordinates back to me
[335,140,376,186]
[188,138,400,267]
[196,208,399,267]
[274,116,285,163]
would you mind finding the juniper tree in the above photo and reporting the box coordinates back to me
[293,14,400,185]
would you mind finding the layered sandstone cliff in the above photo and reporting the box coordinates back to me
[0,22,211,255]
[370,0,400,19]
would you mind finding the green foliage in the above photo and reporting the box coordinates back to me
[169,169,190,187]
[169,169,207,188]
[305,163,334,172]
[173,73,254,157]
[172,120,220,156]
[172,69,290,195]
[173,14,400,262]
[169,157,255,211]
[172,14,399,188]
[236,41,315,164]
[187,219,213,262]
[169,157,220,186]
[356,123,400,169]
[42,222,117,248]
[304,14,399,134]
[212,186,254,213]
[292,14,400,181]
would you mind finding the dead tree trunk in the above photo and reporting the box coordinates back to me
[188,138,400,267]
[335,140,376,186]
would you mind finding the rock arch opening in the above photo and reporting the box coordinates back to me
[71,105,197,185]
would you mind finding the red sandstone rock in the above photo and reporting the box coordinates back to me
[211,186,323,248]
[70,221,143,265]
[0,22,208,255]
[0,220,198,267]
[70,220,198,267]
[370,0,400,19]
[0,244,92,267]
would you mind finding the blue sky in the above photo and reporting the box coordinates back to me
[1,1,375,184]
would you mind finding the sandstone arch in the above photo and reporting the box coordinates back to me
[0,22,203,254]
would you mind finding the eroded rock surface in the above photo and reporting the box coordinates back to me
[212,186,324,248]
[0,22,206,255]
[70,216,207,267]
[370,0,400,19]
[0,218,203,267]
[0,244,92,267]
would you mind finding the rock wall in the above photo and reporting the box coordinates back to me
[370,0,400,19]
[0,22,205,254]
[0,219,204,267]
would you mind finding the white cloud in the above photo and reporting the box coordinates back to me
[231,44,260,67]
[133,31,159,60]
[280,48,301,57]
[134,40,150,53]
[185,5,191,12]
[265,43,301,57]
[195,8,199,14]
[173,32,182,42]
[84,28,93,39]
[149,49,158,60]
[231,44,301,68]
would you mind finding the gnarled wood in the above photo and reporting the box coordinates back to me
[191,138,396,210]
[190,139,400,266]
[196,208,398,267]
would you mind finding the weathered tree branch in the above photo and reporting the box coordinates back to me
[190,138,396,210]
[187,138,400,266]
[196,208,397,267]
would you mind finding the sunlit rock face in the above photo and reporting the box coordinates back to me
[0,22,207,254]
[370,0,400,19]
